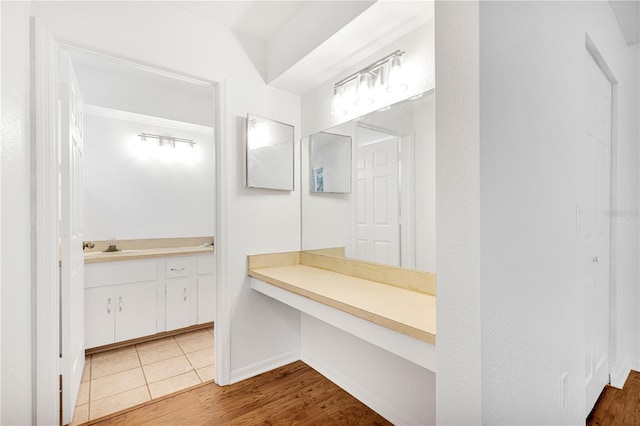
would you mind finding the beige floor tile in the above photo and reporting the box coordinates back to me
[135,336,176,352]
[76,380,90,406]
[186,346,214,370]
[69,403,89,426]
[92,351,141,379]
[196,365,215,382]
[147,371,201,399]
[137,340,183,365]
[91,345,137,362]
[143,355,193,384]
[90,367,146,401]
[89,386,150,420]
[81,358,91,382]
[175,330,213,354]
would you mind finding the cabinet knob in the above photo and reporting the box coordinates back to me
[184,288,188,302]
[107,298,112,314]
[119,296,123,312]
[171,267,186,272]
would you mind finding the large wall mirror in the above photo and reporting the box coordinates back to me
[301,90,435,272]
[246,113,295,191]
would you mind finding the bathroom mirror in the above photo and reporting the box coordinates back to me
[310,132,352,193]
[301,90,435,272]
[246,113,295,191]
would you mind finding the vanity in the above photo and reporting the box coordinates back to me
[249,249,435,363]
[83,237,215,351]
[246,84,437,424]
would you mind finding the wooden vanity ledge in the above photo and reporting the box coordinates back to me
[84,245,213,264]
[249,264,436,345]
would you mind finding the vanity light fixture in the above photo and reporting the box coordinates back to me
[386,55,409,94]
[138,132,196,148]
[330,50,408,116]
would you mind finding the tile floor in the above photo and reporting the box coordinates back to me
[69,327,214,425]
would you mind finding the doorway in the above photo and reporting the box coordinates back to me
[583,41,616,416]
[56,44,220,424]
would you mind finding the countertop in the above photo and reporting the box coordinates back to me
[84,245,213,264]
[249,263,436,344]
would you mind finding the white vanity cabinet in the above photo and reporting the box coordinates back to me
[196,255,216,324]
[85,253,215,349]
[164,259,194,331]
[85,259,158,348]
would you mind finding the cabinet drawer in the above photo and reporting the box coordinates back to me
[165,259,191,278]
[85,259,157,288]
[197,255,216,275]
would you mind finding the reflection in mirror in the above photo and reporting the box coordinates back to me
[310,132,352,193]
[246,113,294,191]
[301,90,435,272]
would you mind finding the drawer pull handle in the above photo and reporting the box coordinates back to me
[118,296,123,312]
[107,298,112,314]
[170,267,186,272]
[183,288,188,302]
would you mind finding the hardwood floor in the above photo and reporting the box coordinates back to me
[86,361,391,425]
[588,370,640,425]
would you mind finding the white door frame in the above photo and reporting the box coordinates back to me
[31,18,62,425]
[586,36,621,389]
[584,34,620,403]
[33,31,231,422]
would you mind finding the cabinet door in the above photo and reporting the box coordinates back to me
[114,281,157,343]
[197,274,216,324]
[85,286,115,349]
[166,278,192,331]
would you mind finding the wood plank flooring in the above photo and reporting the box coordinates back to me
[86,361,391,426]
[588,370,640,425]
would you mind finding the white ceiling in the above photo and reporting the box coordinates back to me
[166,1,310,42]
[609,0,640,45]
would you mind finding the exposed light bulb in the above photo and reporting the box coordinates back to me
[386,55,408,94]
[355,72,374,106]
[331,86,347,117]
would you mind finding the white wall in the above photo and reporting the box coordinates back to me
[301,20,434,138]
[73,60,215,127]
[31,0,302,382]
[413,94,436,272]
[83,111,215,241]
[300,314,435,425]
[436,1,639,424]
[0,2,33,424]
[434,2,482,423]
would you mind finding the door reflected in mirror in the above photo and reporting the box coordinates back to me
[301,90,436,272]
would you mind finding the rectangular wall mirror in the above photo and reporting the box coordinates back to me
[310,132,352,193]
[301,90,436,272]
[246,113,294,191]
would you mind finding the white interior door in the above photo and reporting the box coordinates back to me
[355,134,399,266]
[60,50,86,425]
[584,51,612,416]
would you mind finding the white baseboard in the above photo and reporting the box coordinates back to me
[229,349,300,385]
[302,351,424,426]
[610,362,636,389]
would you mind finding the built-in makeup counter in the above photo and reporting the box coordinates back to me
[248,249,436,371]
[83,237,214,264]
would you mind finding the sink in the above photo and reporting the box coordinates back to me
[85,249,138,256]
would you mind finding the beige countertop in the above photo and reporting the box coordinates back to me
[84,245,213,264]
[249,264,436,344]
